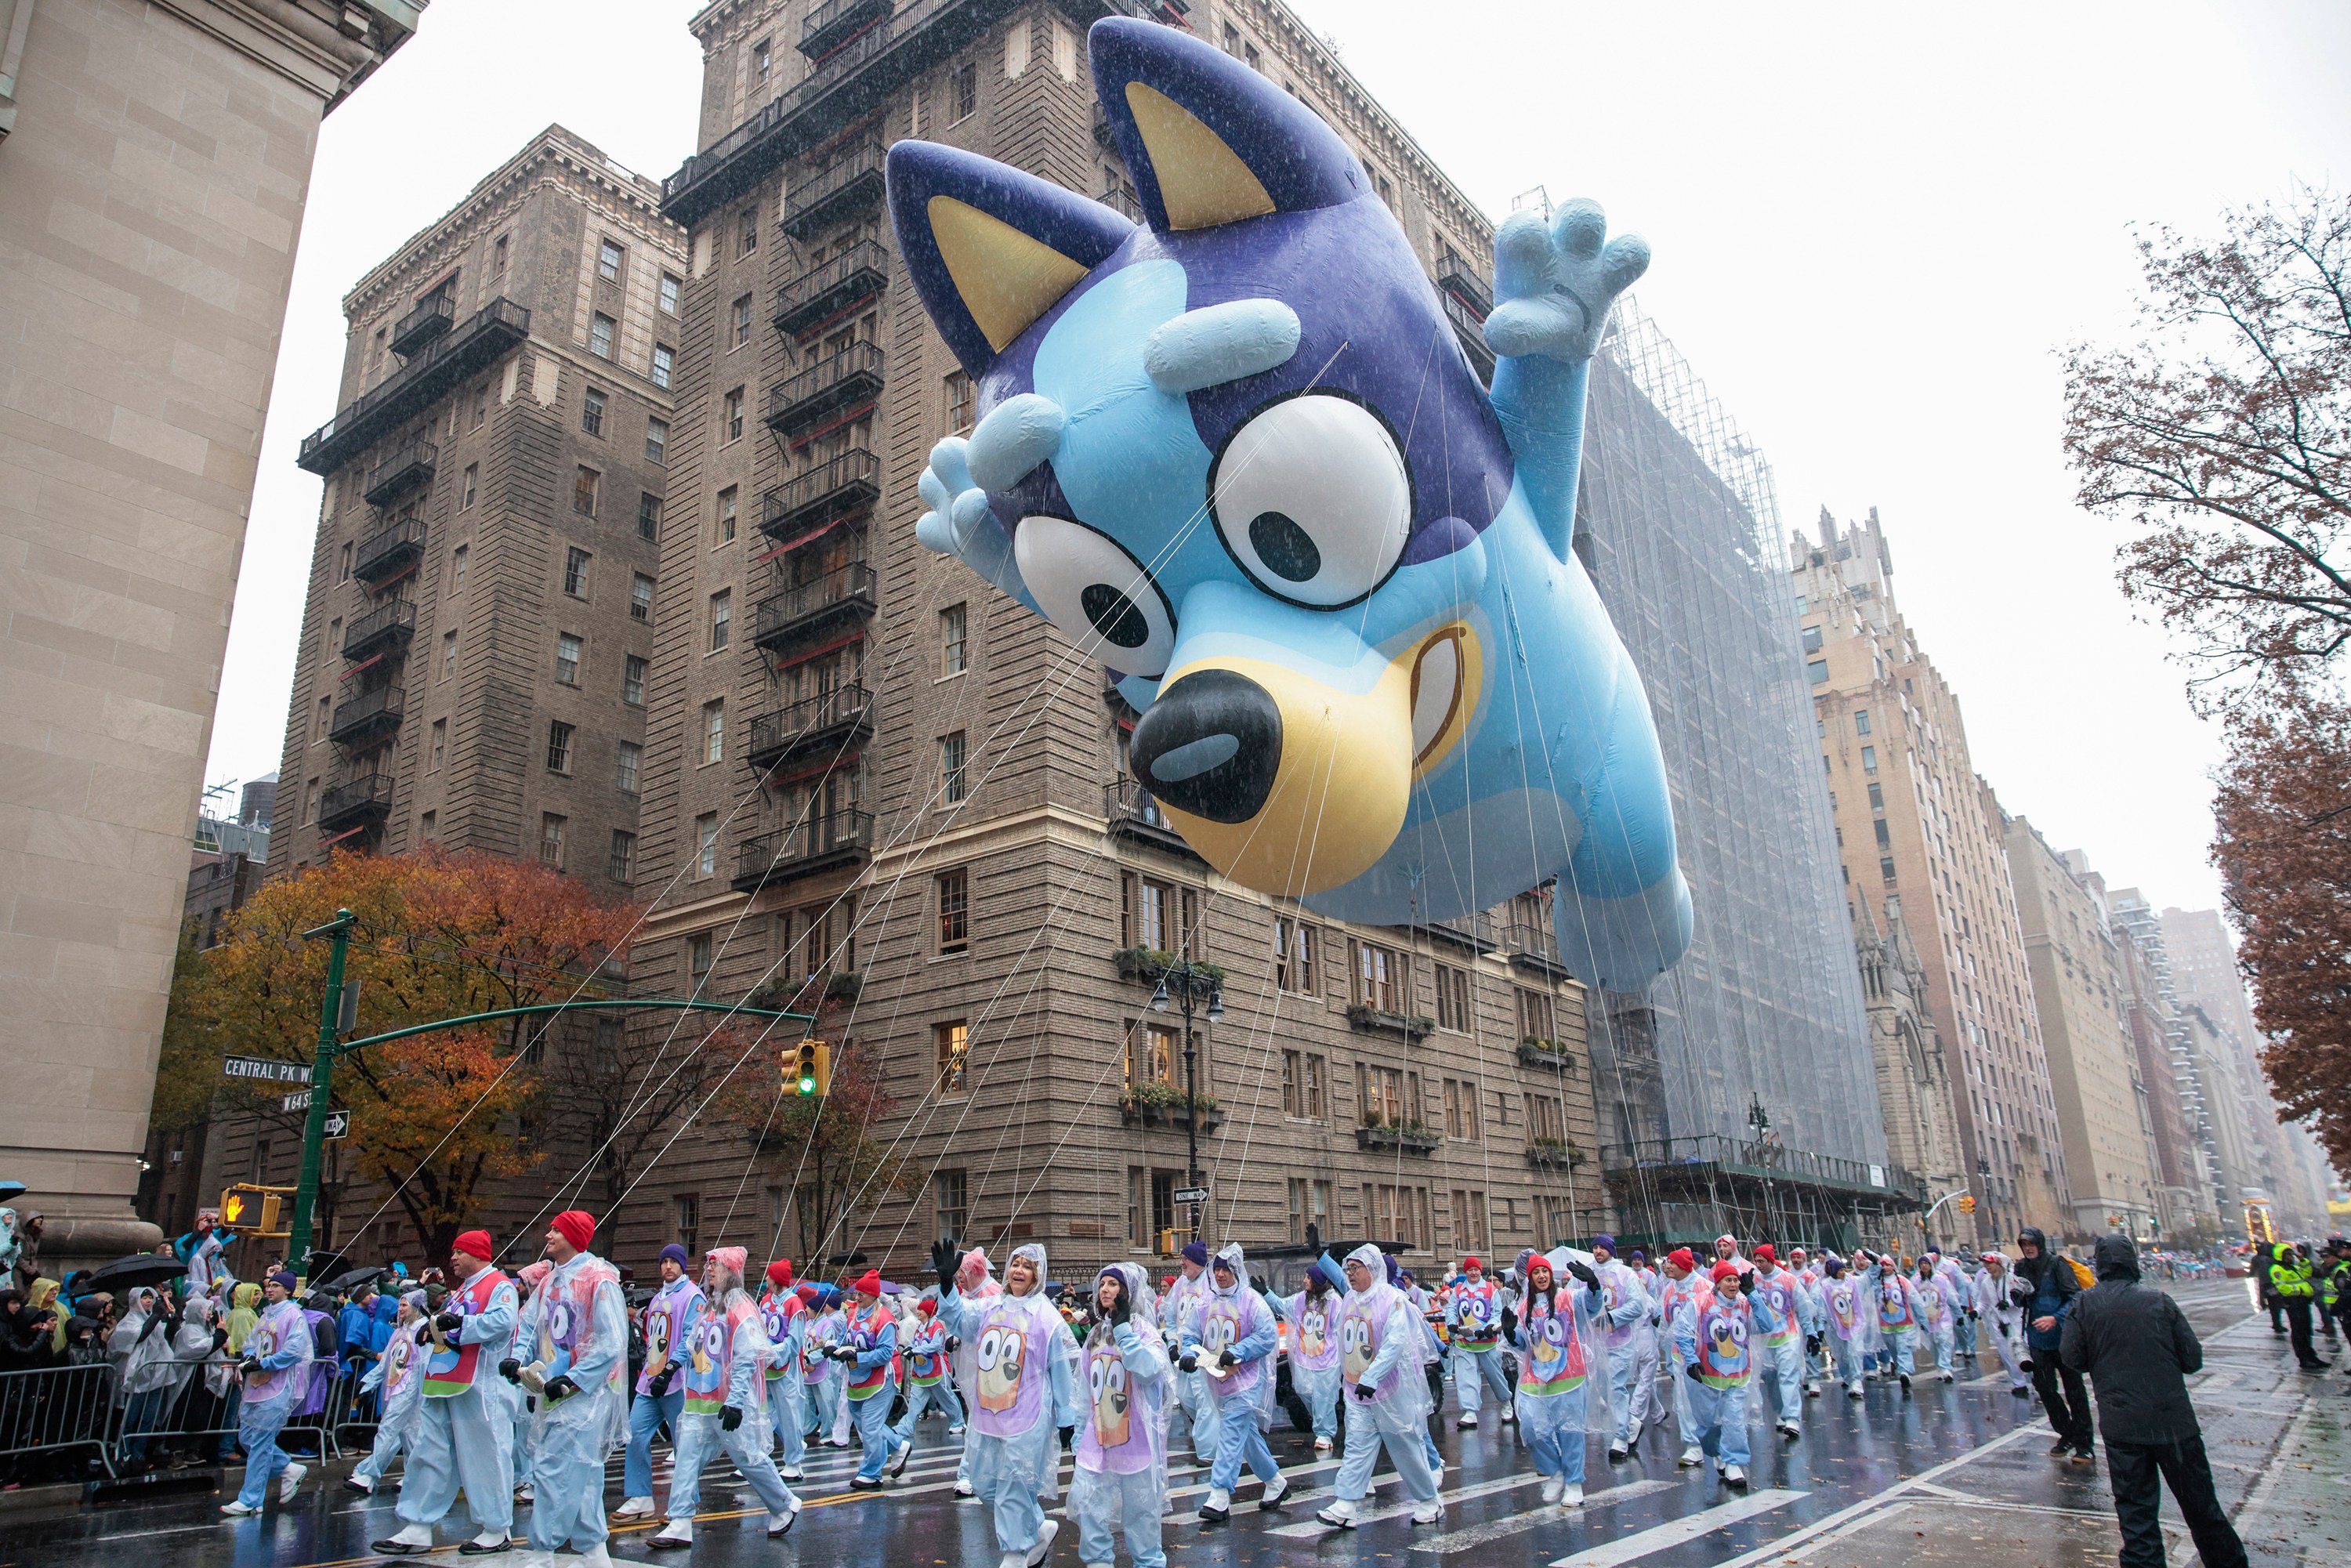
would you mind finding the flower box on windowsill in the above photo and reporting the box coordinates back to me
[1113,947,1226,987]
[1347,1004,1434,1041]
[1118,1083,1223,1132]
[1356,1121,1440,1155]
[1516,1037,1578,1070]
[1527,1139,1585,1170]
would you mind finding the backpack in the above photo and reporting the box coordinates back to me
[2063,1256,2096,1291]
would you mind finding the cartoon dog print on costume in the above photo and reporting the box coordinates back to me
[975,1316,1027,1413]
[886,16,1691,995]
[1087,1345,1132,1447]
[1339,1313,1374,1385]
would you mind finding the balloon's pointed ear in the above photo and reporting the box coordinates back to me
[887,141,1136,378]
[1089,15,1365,234]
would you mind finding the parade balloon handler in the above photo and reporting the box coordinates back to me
[1157,1241,1219,1467]
[506,1261,551,1505]
[219,1270,314,1517]
[372,1230,516,1558]
[1069,1263,1172,1568]
[1786,1247,1828,1394]
[932,1239,1078,1568]
[1676,1259,1784,1490]
[346,1289,428,1495]
[1317,1245,1440,1529]
[647,1247,801,1550]
[499,1211,629,1566]
[1281,1258,1343,1450]
[1444,1255,1512,1429]
[615,1243,705,1520]
[1914,1255,1958,1382]
[1179,1243,1289,1521]
[886,15,1687,1010]
[757,1259,809,1479]
[1820,1254,1870,1398]
[831,1269,914,1487]
[1749,1245,1809,1437]
[948,1247,1000,1497]
[1588,1236,1656,1458]
[894,1295,964,1444]
[1507,1249,1614,1507]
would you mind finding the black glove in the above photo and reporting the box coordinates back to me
[1501,1307,1519,1340]
[1686,1363,1705,1382]
[931,1240,961,1290]
[1108,1295,1129,1327]
[543,1374,579,1403]
[239,1356,263,1378]
[1805,1334,1823,1356]
[648,1367,675,1397]
[1059,1423,1074,1450]
[212,1327,229,1353]
[498,1359,523,1384]
[946,1335,961,1354]
[434,1312,463,1334]
[1176,1352,1197,1373]
[1217,1349,1239,1369]
[722,1406,744,1432]
[1566,1260,1600,1289]
[1353,1382,1377,1402]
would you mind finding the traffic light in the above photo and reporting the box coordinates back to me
[789,1040,833,1098]
[1956,1194,1976,1214]
[220,1183,293,1239]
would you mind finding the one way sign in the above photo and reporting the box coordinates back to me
[323,1110,351,1140]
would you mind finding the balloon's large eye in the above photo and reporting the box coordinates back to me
[1013,515,1176,677]
[1210,393,1412,608]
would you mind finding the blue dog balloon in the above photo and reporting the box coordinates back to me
[886,17,1692,990]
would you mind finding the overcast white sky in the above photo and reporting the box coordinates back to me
[212,1,2351,916]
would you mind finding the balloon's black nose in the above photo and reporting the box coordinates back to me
[1129,669,1282,824]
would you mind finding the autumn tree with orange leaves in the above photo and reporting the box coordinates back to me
[2066,186,2351,1169]
[174,848,642,1264]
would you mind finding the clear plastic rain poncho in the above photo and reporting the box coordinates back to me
[109,1288,179,1398]
[1194,1242,1278,1429]
[519,1250,629,1455]
[944,1241,1078,1504]
[1067,1262,1172,1532]
[1282,1273,1344,1418]
[364,1291,429,1440]
[1336,1244,1432,1437]
[1538,1247,1617,1436]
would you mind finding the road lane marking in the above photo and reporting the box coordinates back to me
[1270,1472,1551,1539]
[1410,1477,1677,1553]
[1547,1488,1807,1568]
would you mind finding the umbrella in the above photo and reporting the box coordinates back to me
[80,1254,187,1293]
[322,1265,388,1293]
[0,1182,27,1204]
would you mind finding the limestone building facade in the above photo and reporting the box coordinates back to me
[0,0,418,1270]
[1853,894,1967,1244]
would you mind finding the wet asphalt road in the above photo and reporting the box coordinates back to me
[0,1280,2329,1568]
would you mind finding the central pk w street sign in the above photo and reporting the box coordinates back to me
[225,1056,312,1085]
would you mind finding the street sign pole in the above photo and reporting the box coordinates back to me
[287,907,356,1279]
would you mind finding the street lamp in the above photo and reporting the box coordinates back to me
[1151,960,1222,1246]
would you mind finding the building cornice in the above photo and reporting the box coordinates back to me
[153,0,419,110]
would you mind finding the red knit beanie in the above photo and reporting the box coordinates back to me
[550,1210,596,1253]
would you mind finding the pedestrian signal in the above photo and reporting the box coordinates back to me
[220,1182,293,1239]
[790,1041,832,1098]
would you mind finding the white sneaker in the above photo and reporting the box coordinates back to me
[612,1496,657,1519]
[1940,1370,1954,1383]
[997,1553,1026,1568]
[1456,1410,1477,1429]
[278,1461,307,1502]
[469,1530,511,1553]
[1024,1519,1060,1566]
[769,1505,800,1537]
[1607,1440,1628,1461]
[1259,1473,1290,1509]
[1678,1445,1703,1468]
[1313,1434,1333,1451]
[888,1440,914,1478]
[220,1501,262,1517]
[513,1483,534,1504]
[1500,1408,1516,1423]
[947,1424,966,1435]
[1411,1501,1444,1525]
[781,1465,804,1481]
[378,1523,435,1549]
[1199,1487,1231,1521]
[574,1548,614,1568]
[1777,1421,1801,1439]
[1846,1381,1865,1398]
[1722,1464,1748,1487]
[1317,1499,1360,1529]
[649,1516,694,1549]
[1541,1475,1566,1505]
[1805,1382,1821,1397]
[955,1477,976,1497]
[1559,1482,1585,1508]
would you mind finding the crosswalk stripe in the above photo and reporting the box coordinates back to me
[1408,1478,1677,1554]
[1270,1472,1543,1539]
[1546,1488,1807,1568]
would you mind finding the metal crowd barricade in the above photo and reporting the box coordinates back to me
[0,1361,121,1479]
[121,1356,250,1466]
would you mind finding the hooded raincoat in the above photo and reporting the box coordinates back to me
[1332,1244,1437,1508]
[663,1260,799,1530]
[1509,1257,1607,1483]
[233,1294,315,1508]
[936,1242,1079,1559]
[1068,1263,1171,1568]
[516,1248,627,1555]
[1282,1277,1343,1443]
[353,1293,429,1486]
[1181,1242,1282,1500]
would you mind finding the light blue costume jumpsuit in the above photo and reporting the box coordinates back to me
[757,1284,806,1473]
[1069,1264,1170,1568]
[1867,1259,1920,1380]
[514,1248,629,1557]
[1592,1255,1655,1447]
[1510,1265,1604,1487]
[1445,1273,1512,1420]
[936,1242,1079,1565]
[1673,1273,1781,1475]
[624,1273,705,1502]
[657,1277,800,1539]
[1179,1242,1282,1508]
[393,1266,517,1541]
[232,1297,314,1509]
[893,1310,964,1440]
[1752,1263,1808,1427]
[838,1291,909,1483]
[352,1295,426,1487]
[1329,1244,1438,1514]
[802,1302,845,1443]
[1281,1283,1342,1443]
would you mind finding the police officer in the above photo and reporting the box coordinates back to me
[2269,1242,2330,1371]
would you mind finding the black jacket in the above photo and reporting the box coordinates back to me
[2059,1235,2204,1444]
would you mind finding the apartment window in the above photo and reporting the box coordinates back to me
[589,313,615,360]
[313,694,330,744]
[1222,21,1241,53]
[1808,658,1829,685]
[936,867,970,953]
[1125,873,1172,952]
[1364,1182,1427,1249]
[934,1170,968,1246]
[545,720,574,773]
[1855,709,1873,736]
[651,343,675,389]
[492,234,509,276]
[593,240,624,286]
[723,387,744,442]
[1272,917,1317,994]
[658,272,680,314]
[573,469,600,517]
[1281,1049,1326,1119]
[1360,1063,1406,1127]
[694,813,718,878]
[708,589,731,653]
[738,206,759,257]
[939,730,968,803]
[1283,1178,1330,1244]
[554,633,581,686]
[936,1020,970,1096]
[1861,744,1878,774]
[418,810,436,842]
[1354,940,1403,1012]
[1802,625,1823,654]
[951,61,976,121]
[1875,818,1892,847]
[1443,1078,1482,1141]
[732,295,753,348]
[608,829,636,883]
[538,812,566,868]
[440,629,458,679]
[1882,856,1898,882]
[471,379,488,430]
[689,931,713,990]
[339,541,353,581]
[429,718,446,771]
[1867,782,1884,810]
[716,487,737,544]
[1516,985,1557,1046]
[1451,1188,1489,1254]
[301,778,319,825]
[460,464,477,509]
[701,699,724,763]
[943,369,973,433]
[752,37,772,83]
[644,417,668,465]
[638,491,661,541]
[1434,962,1472,1032]
[940,603,966,675]
[1126,1020,1180,1089]
[1526,1092,1566,1144]
[615,740,641,794]
[623,654,647,705]
[632,572,654,622]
